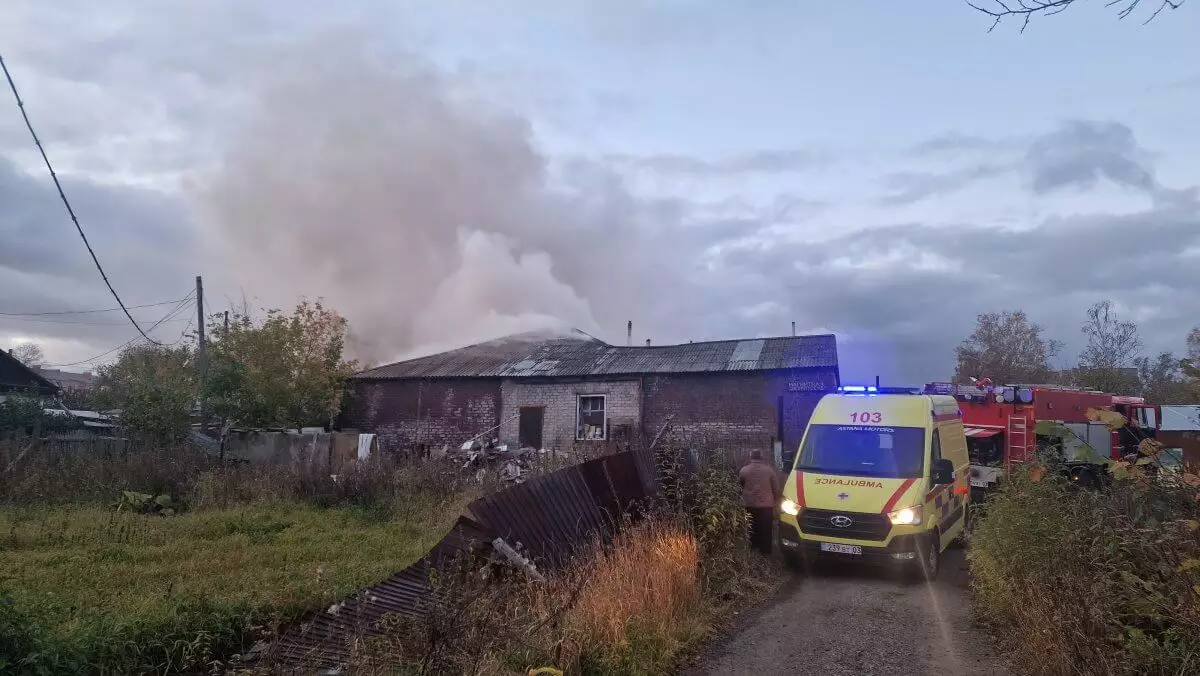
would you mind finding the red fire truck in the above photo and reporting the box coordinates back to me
[923,382,1158,497]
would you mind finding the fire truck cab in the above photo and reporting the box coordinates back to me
[924,382,1127,497]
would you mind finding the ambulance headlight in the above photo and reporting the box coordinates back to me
[781,499,800,516]
[887,505,922,525]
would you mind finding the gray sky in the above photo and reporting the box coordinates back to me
[2,0,1198,383]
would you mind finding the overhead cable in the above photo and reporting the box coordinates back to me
[41,295,196,368]
[1,52,163,344]
[0,298,185,317]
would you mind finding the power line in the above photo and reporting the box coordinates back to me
[0,298,185,317]
[0,315,191,326]
[166,315,196,347]
[1,52,162,345]
[41,295,196,368]
[43,298,193,367]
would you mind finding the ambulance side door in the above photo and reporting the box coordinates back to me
[938,420,970,545]
[928,428,946,544]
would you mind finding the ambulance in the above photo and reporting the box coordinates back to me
[778,386,971,579]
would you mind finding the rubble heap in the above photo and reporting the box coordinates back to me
[435,437,562,484]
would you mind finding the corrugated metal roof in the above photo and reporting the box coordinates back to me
[356,330,837,380]
[1160,405,1200,432]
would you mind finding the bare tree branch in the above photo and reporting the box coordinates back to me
[968,0,1185,31]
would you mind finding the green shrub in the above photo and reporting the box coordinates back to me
[970,468,1200,675]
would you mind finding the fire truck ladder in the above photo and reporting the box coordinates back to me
[1006,414,1032,468]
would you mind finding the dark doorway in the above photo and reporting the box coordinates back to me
[780,393,821,468]
[519,406,545,449]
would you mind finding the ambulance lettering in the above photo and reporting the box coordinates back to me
[813,478,885,488]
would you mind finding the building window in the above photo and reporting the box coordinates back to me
[576,395,607,440]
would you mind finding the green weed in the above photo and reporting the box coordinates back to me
[970,468,1200,675]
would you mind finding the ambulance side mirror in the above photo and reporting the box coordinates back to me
[932,459,955,485]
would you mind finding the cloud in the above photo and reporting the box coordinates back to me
[877,120,1159,205]
[0,157,198,361]
[716,191,1200,381]
[1025,120,1157,194]
[877,163,1012,205]
[3,3,1196,386]
[609,149,829,176]
[907,133,1017,157]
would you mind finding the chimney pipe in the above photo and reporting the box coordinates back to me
[791,321,796,337]
[645,338,651,347]
[627,320,632,347]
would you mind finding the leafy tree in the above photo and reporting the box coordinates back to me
[59,387,103,411]
[11,343,44,369]
[96,345,197,440]
[1076,300,1142,395]
[203,299,356,431]
[955,310,1062,384]
[1134,352,1194,404]
[1183,327,1200,400]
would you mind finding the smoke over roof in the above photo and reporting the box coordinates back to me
[201,44,694,366]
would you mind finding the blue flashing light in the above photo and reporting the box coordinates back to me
[840,385,867,392]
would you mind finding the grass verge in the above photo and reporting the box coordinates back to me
[0,443,473,675]
[0,500,455,674]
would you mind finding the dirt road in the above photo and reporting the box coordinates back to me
[691,548,1009,676]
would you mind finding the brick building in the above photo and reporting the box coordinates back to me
[342,330,839,465]
[36,368,97,392]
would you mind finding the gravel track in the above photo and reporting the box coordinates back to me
[689,548,1010,676]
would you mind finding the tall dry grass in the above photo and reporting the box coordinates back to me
[348,519,706,676]
[543,519,703,670]
[344,439,777,675]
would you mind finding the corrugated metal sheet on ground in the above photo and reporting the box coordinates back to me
[266,451,647,669]
[355,330,838,380]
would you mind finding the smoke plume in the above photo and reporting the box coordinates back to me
[201,44,696,365]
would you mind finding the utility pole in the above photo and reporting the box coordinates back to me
[223,310,229,334]
[196,275,207,433]
[196,276,206,380]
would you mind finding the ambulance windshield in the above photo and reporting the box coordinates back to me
[795,424,926,478]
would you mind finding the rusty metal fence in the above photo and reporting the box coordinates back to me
[267,450,648,668]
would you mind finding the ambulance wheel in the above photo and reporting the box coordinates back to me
[952,506,972,548]
[782,550,804,572]
[913,534,940,582]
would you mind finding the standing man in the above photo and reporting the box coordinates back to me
[739,450,781,555]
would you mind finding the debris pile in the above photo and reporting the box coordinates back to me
[440,437,562,484]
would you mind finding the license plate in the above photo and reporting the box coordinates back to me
[969,477,989,488]
[820,542,862,555]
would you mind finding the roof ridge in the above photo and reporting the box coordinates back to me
[359,328,604,374]
[609,333,834,349]
[353,332,837,380]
